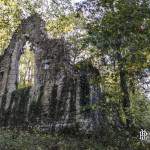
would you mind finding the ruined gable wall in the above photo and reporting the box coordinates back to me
[0,51,12,108]
[0,14,102,131]
[0,14,47,112]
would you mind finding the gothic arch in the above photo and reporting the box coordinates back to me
[0,14,102,130]
[0,14,70,111]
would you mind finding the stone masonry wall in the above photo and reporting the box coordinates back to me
[0,14,102,131]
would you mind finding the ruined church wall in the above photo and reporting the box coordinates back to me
[0,14,103,132]
[0,53,11,108]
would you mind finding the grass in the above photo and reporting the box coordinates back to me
[0,128,105,150]
[0,127,149,150]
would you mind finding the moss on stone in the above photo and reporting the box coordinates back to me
[8,87,31,126]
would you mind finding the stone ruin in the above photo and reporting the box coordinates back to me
[0,14,103,132]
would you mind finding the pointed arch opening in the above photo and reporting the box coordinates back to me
[18,42,35,89]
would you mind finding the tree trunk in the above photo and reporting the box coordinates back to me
[117,52,132,128]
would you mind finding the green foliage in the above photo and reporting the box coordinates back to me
[84,0,150,123]
[0,0,150,149]
[131,92,150,129]
[46,13,85,38]
[86,0,150,64]
[46,14,77,37]
[78,1,150,147]
[0,129,106,150]
[0,0,21,54]
[0,128,150,150]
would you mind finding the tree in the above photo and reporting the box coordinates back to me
[0,0,21,54]
[80,0,150,128]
